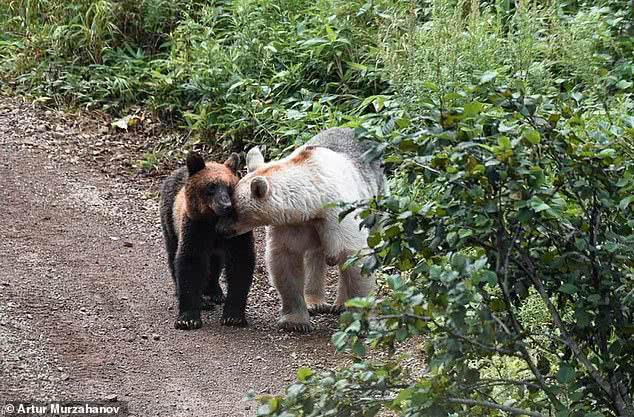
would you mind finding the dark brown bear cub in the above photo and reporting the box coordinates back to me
[160,152,255,330]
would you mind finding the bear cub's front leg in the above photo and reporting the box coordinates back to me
[218,232,255,327]
[173,241,209,330]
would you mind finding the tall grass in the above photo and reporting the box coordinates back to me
[0,0,631,162]
[382,0,622,112]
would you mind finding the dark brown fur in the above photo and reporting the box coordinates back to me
[159,153,255,330]
[184,162,238,219]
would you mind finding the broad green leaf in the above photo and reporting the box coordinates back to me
[299,38,327,48]
[392,387,412,406]
[557,363,576,384]
[286,109,306,120]
[367,233,382,248]
[559,283,578,295]
[523,127,541,145]
[598,148,616,159]
[619,195,633,210]
[297,367,313,382]
[463,101,483,117]
[346,298,372,309]
[351,340,366,356]
[325,25,337,42]
[530,196,551,212]
[480,70,497,84]
[331,332,348,350]
[616,79,633,90]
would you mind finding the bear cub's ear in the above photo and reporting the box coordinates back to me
[224,152,241,174]
[186,152,206,176]
[251,176,269,199]
[246,147,265,173]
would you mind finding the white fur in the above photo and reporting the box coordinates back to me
[232,143,382,330]
[246,147,265,173]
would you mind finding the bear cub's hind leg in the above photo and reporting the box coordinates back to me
[201,255,225,309]
[220,233,255,327]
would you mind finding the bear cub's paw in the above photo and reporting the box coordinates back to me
[174,310,202,330]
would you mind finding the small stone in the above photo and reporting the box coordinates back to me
[152,333,160,341]
[140,334,148,340]
[61,373,69,381]
[104,394,118,402]
[123,241,133,248]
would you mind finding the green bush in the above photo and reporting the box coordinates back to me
[1,0,394,156]
[253,67,634,417]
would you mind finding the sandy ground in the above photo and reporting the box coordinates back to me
[0,97,343,416]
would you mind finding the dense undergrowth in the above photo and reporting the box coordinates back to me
[2,0,633,416]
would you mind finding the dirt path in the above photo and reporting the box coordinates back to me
[0,98,341,416]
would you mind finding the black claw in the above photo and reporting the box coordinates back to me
[330,305,344,315]
[308,303,332,316]
[278,321,313,333]
[308,304,343,316]
[175,311,202,330]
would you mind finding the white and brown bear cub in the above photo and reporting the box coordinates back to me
[218,127,387,332]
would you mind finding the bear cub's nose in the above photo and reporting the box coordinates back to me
[215,197,233,216]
